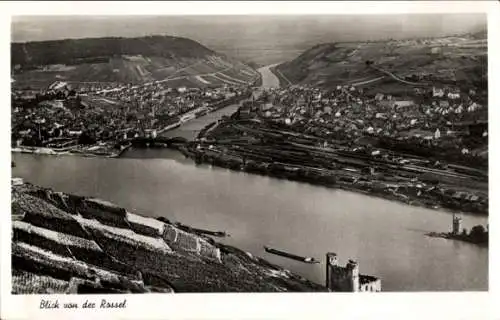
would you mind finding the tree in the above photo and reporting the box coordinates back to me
[101,130,110,140]
[78,131,96,145]
[53,128,62,137]
[469,225,487,243]
[470,225,485,236]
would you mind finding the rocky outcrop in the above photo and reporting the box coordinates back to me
[11,182,327,293]
[162,224,221,261]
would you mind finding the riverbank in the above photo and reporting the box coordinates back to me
[182,148,486,216]
[180,115,487,216]
[180,146,485,216]
[270,64,292,87]
[11,145,128,158]
[11,181,327,293]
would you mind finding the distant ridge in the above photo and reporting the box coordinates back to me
[11,35,259,88]
[12,35,215,68]
[275,32,487,93]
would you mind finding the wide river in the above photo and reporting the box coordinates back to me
[11,65,488,291]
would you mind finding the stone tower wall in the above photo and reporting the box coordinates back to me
[326,253,357,292]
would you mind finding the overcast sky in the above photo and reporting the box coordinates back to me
[12,14,486,44]
[11,15,486,64]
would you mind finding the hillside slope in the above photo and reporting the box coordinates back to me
[275,32,487,94]
[11,35,259,89]
[11,181,327,293]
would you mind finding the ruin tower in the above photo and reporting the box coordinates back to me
[346,260,360,292]
[452,214,462,235]
[326,252,339,288]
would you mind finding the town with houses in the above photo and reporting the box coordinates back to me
[11,80,253,156]
[251,84,486,153]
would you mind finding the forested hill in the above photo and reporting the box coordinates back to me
[12,35,215,69]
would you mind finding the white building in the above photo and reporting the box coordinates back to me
[433,87,445,98]
[12,178,24,186]
[434,128,441,139]
[68,130,82,136]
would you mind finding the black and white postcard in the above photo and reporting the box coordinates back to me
[1,1,498,319]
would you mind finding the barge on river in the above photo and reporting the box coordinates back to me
[264,246,320,264]
[176,223,230,237]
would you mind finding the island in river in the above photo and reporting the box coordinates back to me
[426,217,489,248]
[426,231,488,247]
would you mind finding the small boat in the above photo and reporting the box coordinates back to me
[176,223,230,237]
[180,113,196,123]
[11,161,16,168]
[264,246,320,264]
[195,108,209,117]
[205,230,230,237]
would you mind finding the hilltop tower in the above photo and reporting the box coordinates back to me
[452,213,462,235]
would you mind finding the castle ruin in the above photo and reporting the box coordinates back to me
[326,252,381,292]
